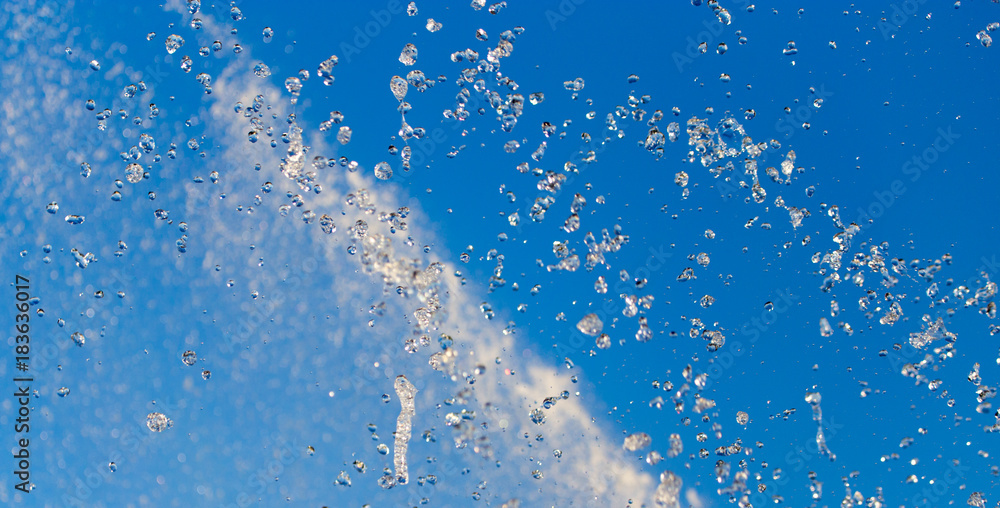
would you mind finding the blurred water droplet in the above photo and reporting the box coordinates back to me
[737,411,750,425]
[336,470,352,487]
[146,412,173,432]
[285,77,302,103]
[328,126,350,148]
[623,432,651,451]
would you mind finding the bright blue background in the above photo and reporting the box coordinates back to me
[1,1,998,506]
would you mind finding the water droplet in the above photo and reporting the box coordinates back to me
[737,411,750,425]
[146,412,173,432]
[595,334,611,349]
[529,408,545,424]
[254,62,271,78]
[977,30,993,48]
[399,43,418,66]
[576,313,603,336]
[390,75,408,101]
[337,126,352,145]
[125,163,144,183]
[57,387,70,397]
[594,276,608,294]
[374,161,393,180]
[317,55,338,85]
[623,432,652,451]
[336,471,352,486]
[285,77,302,103]
[181,350,197,366]
[165,34,185,54]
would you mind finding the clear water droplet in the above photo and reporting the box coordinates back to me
[165,34,185,54]
[146,412,173,432]
[125,163,144,183]
[374,161,393,180]
[390,75,408,101]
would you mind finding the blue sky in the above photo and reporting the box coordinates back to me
[1,1,999,507]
